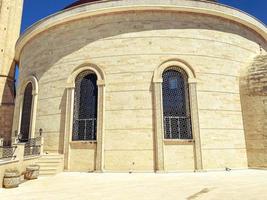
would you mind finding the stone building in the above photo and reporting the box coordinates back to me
[0,0,23,143]
[2,0,267,172]
[240,55,267,168]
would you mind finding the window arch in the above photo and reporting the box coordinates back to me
[72,71,98,141]
[20,82,33,142]
[162,67,192,139]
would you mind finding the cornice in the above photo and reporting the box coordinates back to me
[15,0,267,61]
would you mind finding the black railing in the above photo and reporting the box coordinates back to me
[0,146,17,160]
[73,118,97,141]
[24,137,41,157]
[164,116,192,139]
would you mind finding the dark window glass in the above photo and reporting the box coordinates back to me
[162,68,192,139]
[73,71,98,141]
[20,83,33,142]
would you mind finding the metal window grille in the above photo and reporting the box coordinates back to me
[20,83,33,142]
[73,71,98,141]
[162,68,192,139]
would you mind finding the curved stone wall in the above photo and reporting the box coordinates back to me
[240,55,267,168]
[13,1,267,171]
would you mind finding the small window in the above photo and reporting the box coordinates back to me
[72,71,98,141]
[162,68,192,139]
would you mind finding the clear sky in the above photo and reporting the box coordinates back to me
[22,0,267,32]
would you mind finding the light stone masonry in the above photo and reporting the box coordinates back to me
[12,0,267,172]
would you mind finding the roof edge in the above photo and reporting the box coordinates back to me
[15,0,267,61]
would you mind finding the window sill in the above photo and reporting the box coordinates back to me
[70,140,97,144]
[163,139,194,145]
[70,141,97,149]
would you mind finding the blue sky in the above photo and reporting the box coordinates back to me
[21,0,267,32]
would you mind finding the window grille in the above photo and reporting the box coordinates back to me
[73,71,98,141]
[162,68,192,139]
[20,83,33,142]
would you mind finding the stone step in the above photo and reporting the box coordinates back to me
[37,162,61,167]
[36,154,64,176]
[39,167,57,172]
[38,160,63,163]
[39,156,63,160]
[39,171,57,176]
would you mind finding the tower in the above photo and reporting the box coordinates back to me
[0,0,23,142]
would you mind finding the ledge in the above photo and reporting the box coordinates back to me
[23,155,41,161]
[0,159,19,166]
[163,139,194,145]
[70,140,97,144]
[70,141,97,149]
[15,0,267,61]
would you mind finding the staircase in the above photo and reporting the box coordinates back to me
[36,154,64,176]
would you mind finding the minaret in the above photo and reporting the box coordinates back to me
[0,0,23,142]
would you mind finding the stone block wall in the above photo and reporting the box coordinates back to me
[240,55,267,168]
[14,6,266,171]
[0,0,23,141]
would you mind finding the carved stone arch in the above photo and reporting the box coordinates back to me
[67,63,106,88]
[20,75,39,95]
[17,75,39,140]
[153,58,202,172]
[153,59,196,83]
[64,62,105,172]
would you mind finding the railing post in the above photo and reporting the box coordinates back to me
[13,143,25,161]
[12,136,19,145]
[0,138,3,147]
[40,136,44,155]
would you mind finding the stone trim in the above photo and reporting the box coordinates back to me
[16,76,39,139]
[67,62,106,87]
[153,59,202,171]
[64,63,105,171]
[15,0,267,61]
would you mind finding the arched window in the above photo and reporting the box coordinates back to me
[20,82,33,142]
[73,71,98,141]
[162,68,192,139]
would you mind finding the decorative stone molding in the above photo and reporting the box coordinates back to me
[15,0,267,61]
[64,63,105,171]
[16,76,39,139]
[67,62,106,87]
[153,59,202,171]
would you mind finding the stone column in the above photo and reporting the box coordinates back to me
[95,82,105,172]
[13,143,25,161]
[30,91,38,138]
[16,94,24,135]
[188,80,203,171]
[40,136,44,155]
[153,81,165,172]
[63,86,75,170]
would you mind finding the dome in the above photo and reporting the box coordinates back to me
[15,0,267,172]
[64,0,101,9]
[64,0,217,9]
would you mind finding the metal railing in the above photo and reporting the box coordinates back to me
[164,116,192,139]
[0,146,17,160]
[23,137,41,157]
[73,118,97,140]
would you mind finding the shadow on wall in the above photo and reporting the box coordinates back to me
[0,61,16,143]
[240,54,267,168]
[17,10,267,153]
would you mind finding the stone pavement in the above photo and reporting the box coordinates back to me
[0,170,266,200]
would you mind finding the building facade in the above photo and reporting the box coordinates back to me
[0,0,23,142]
[8,0,267,172]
